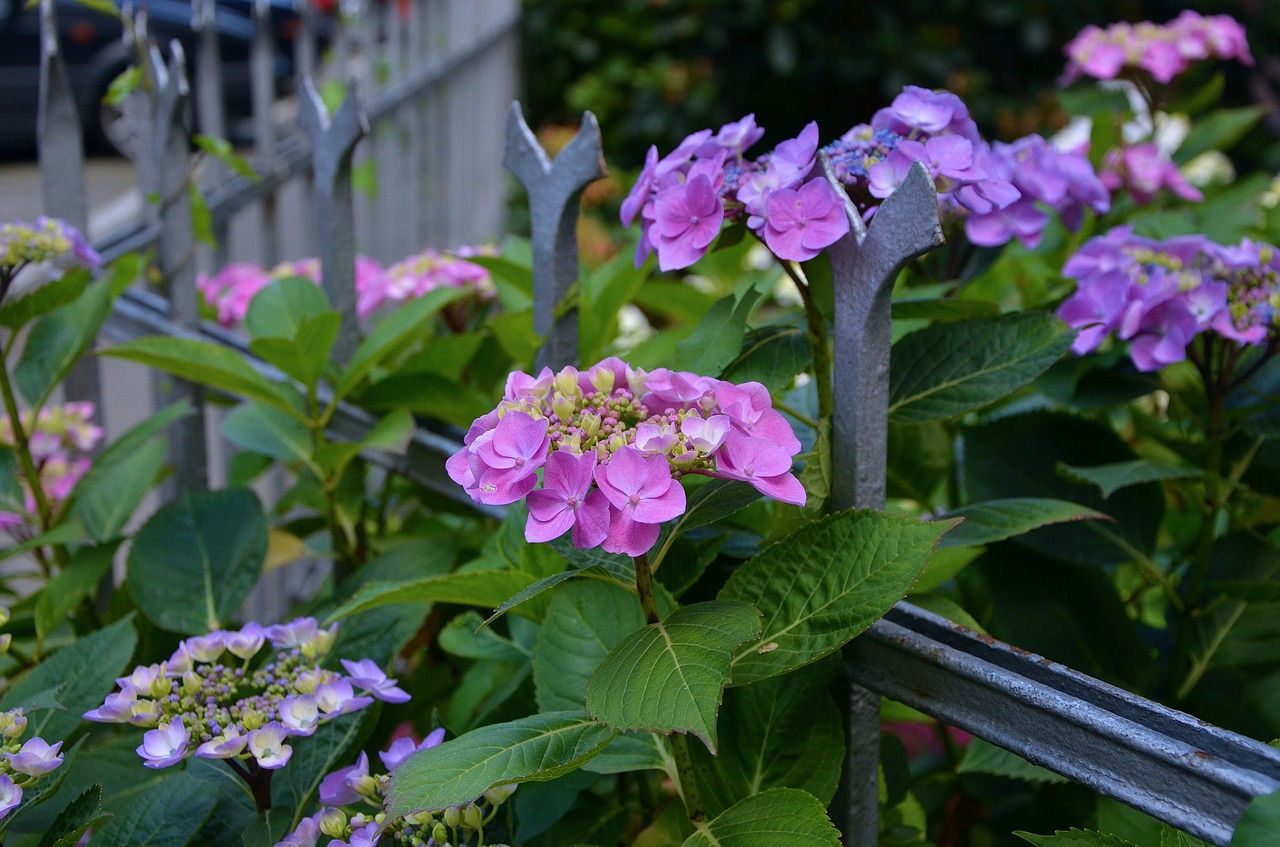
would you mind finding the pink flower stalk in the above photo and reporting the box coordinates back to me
[448,359,807,556]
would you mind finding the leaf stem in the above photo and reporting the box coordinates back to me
[671,733,706,823]
[781,260,833,420]
[633,553,659,625]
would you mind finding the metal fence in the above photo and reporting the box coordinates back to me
[30,1,1280,845]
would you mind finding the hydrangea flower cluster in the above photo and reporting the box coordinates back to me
[622,114,851,270]
[623,88,1111,267]
[84,618,408,772]
[0,706,66,820]
[1061,11,1253,86]
[1099,142,1203,206]
[447,358,804,557]
[0,402,103,534]
[825,87,1110,248]
[1057,226,1280,371]
[276,730,516,847]
[197,246,493,327]
[0,217,101,277]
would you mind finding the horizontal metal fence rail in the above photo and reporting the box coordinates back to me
[850,603,1280,846]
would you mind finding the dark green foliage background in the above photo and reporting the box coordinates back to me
[521,0,1279,168]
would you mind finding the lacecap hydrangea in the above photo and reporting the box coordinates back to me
[447,358,804,557]
[1057,226,1280,371]
[85,618,408,772]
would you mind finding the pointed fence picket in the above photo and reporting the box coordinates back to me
[28,2,1280,844]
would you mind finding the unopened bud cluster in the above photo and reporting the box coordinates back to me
[0,217,101,277]
[277,730,515,847]
[84,618,409,771]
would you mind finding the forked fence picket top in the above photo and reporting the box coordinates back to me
[29,0,1280,841]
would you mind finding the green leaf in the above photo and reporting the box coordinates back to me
[722,324,811,393]
[103,337,301,417]
[103,65,142,106]
[632,282,717,323]
[1057,460,1200,499]
[962,412,1163,568]
[690,660,843,817]
[362,408,414,454]
[957,738,1068,784]
[534,580,648,712]
[189,182,215,248]
[0,519,87,563]
[652,480,761,567]
[325,570,540,623]
[674,283,769,377]
[1174,106,1264,165]
[333,286,468,401]
[244,276,331,340]
[1231,788,1280,846]
[386,711,615,820]
[579,250,651,362]
[1,615,136,741]
[35,543,117,640]
[193,134,259,181]
[680,788,840,847]
[248,312,341,388]
[89,769,219,847]
[585,600,761,753]
[891,297,1000,322]
[70,437,167,542]
[888,312,1073,423]
[938,498,1110,548]
[222,401,314,464]
[126,489,267,634]
[1016,829,1141,847]
[722,510,953,686]
[0,268,91,329]
[355,372,495,429]
[441,611,530,663]
[15,276,118,408]
[37,785,110,847]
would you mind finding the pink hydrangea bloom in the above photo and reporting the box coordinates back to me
[448,360,807,556]
[1061,11,1253,86]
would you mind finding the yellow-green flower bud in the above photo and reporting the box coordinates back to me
[591,367,615,394]
[442,806,461,828]
[553,369,582,400]
[318,808,348,838]
[0,606,10,627]
[462,803,484,830]
[552,394,575,424]
[182,671,202,697]
[483,783,518,805]
[129,700,160,726]
[580,411,600,439]
[242,710,264,731]
[0,634,11,657]
[433,823,450,845]
[353,774,379,798]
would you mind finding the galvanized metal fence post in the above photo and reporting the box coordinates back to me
[503,103,606,370]
[823,159,944,845]
[147,41,210,492]
[37,0,102,414]
[298,77,366,361]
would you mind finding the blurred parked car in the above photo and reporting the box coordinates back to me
[0,0,314,156]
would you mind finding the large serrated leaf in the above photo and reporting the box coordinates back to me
[88,770,218,847]
[126,489,267,634]
[722,510,952,685]
[721,324,811,393]
[325,570,540,624]
[690,660,843,817]
[680,788,841,847]
[0,268,90,330]
[888,312,1073,423]
[1016,829,1141,847]
[37,785,110,847]
[585,600,761,753]
[386,711,615,820]
[1,615,136,741]
[938,498,1110,548]
[1231,788,1280,846]
[70,438,167,543]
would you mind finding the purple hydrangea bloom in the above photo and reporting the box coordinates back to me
[339,659,410,704]
[6,737,64,777]
[596,446,687,556]
[379,727,446,771]
[0,774,21,819]
[137,722,190,769]
[525,449,611,548]
[762,178,851,262]
[649,174,725,271]
[319,750,370,806]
